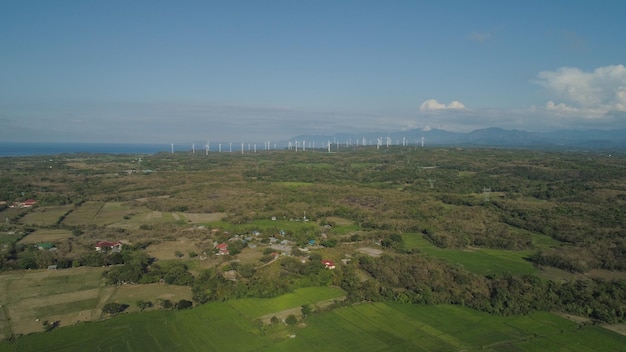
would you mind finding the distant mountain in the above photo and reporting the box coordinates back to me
[289,127,626,150]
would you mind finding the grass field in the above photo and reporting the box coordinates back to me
[0,267,194,339]
[18,206,72,226]
[0,267,107,337]
[270,303,626,352]
[228,287,346,319]
[402,233,537,276]
[2,301,623,352]
[17,229,73,244]
[61,201,104,226]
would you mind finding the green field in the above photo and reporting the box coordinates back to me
[2,301,624,352]
[271,303,626,351]
[403,233,537,276]
[61,202,104,226]
[18,206,72,226]
[228,287,346,318]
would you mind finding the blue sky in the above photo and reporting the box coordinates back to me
[1,0,625,143]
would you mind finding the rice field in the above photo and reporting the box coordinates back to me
[402,233,537,276]
[1,299,624,351]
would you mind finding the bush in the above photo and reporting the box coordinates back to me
[176,299,193,310]
[102,302,128,315]
[285,314,298,325]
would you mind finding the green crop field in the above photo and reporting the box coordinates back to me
[61,202,104,226]
[402,233,537,275]
[17,229,72,244]
[3,301,622,352]
[228,286,346,318]
[270,303,626,352]
[18,206,72,226]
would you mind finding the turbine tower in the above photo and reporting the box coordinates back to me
[171,143,174,154]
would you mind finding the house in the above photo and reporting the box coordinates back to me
[215,243,229,255]
[95,241,123,252]
[9,199,37,208]
[321,260,336,270]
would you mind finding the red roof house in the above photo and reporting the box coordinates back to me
[95,241,123,252]
[215,243,229,255]
[23,199,37,207]
[321,260,336,270]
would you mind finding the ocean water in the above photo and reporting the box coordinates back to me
[0,142,170,157]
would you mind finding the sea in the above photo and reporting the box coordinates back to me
[0,142,170,157]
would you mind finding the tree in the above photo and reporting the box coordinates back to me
[102,302,128,315]
[159,299,173,310]
[285,314,298,325]
[176,299,193,310]
[137,300,153,311]
[301,304,312,317]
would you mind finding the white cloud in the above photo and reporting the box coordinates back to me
[535,64,626,112]
[419,99,466,112]
[545,100,579,113]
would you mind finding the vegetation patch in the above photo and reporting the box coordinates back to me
[228,287,345,318]
[17,229,72,244]
[402,233,537,276]
[18,206,72,226]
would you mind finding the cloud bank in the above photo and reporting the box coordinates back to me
[419,99,466,112]
[535,64,626,113]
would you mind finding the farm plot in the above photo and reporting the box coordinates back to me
[145,237,205,260]
[402,233,536,276]
[107,283,193,313]
[92,202,136,225]
[178,212,225,223]
[18,206,72,226]
[0,267,107,336]
[272,303,626,351]
[3,301,272,352]
[18,229,73,244]
[229,286,346,319]
[61,202,104,226]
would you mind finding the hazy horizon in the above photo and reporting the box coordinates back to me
[2,1,625,143]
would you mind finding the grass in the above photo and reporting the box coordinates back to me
[17,229,72,244]
[228,287,346,318]
[0,267,107,336]
[61,202,104,226]
[1,300,624,351]
[402,233,537,276]
[18,206,72,226]
[274,182,314,188]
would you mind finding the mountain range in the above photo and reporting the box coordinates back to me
[292,128,626,150]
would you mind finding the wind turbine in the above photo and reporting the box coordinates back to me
[192,143,195,154]
[171,143,174,154]
[421,136,425,148]
[204,141,209,155]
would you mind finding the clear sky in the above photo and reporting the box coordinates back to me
[1,0,625,143]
